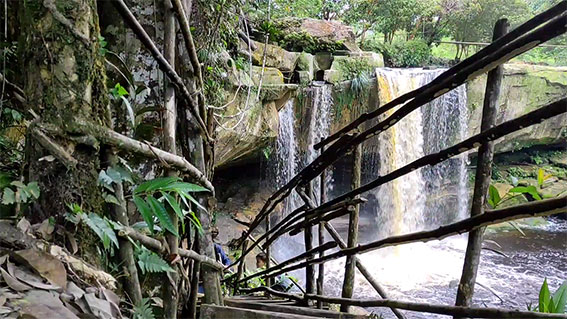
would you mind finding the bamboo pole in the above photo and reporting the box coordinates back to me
[340,144,361,312]
[317,144,327,309]
[303,294,567,319]
[262,196,567,279]
[234,236,248,295]
[163,2,179,317]
[298,188,318,296]
[265,215,272,288]
[188,231,201,319]
[324,222,406,319]
[117,227,224,270]
[455,19,508,316]
[314,1,566,150]
[111,0,210,141]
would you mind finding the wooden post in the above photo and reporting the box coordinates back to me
[304,185,316,297]
[234,236,249,295]
[317,144,327,309]
[188,230,201,319]
[340,144,361,312]
[266,215,272,288]
[454,18,508,315]
[163,1,179,317]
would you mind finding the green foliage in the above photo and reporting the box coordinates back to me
[368,39,431,67]
[1,180,40,206]
[275,31,344,53]
[487,184,501,208]
[136,246,174,274]
[133,298,156,319]
[531,279,567,313]
[133,177,209,237]
[66,203,119,251]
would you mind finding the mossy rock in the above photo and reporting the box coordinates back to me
[467,64,567,153]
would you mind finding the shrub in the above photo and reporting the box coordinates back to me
[365,39,431,67]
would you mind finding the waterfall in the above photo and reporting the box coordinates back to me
[368,68,469,239]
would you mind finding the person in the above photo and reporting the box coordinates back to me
[211,227,231,266]
[255,253,293,292]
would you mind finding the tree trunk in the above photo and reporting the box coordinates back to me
[21,0,110,230]
[163,0,180,317]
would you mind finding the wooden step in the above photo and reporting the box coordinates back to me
[200,305,322,319]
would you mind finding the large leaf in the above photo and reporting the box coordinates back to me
[552,281,567,313]
[2,188,15,205]
[488,185,501,208]
[26,182,40,199]
[133,195,154,233]
[178,189,206,212]
[134,177,179,194]
[540,278,551,313]
[85,213,119,250]
[137,247,174,274]
[509,185,542,201]
[147,197,178,236]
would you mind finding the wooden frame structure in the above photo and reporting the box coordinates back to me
[228,3,567,318]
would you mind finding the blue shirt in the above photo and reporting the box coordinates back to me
[214,243,231,266]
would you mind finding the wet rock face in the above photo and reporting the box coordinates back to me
[467,64,567,153]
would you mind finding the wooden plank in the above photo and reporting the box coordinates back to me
[225,299,367,319]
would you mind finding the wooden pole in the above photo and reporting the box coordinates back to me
[163,2,179,317]
[234,236,249,295]
[266,215,272,288]
[188,231,201,319]
[455,19,508,315]
[324,222,406,319]
[317,144,327,309]
[340,144,361,312]
[303,185,316,296]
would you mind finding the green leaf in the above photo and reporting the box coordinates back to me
[147,196,178,237]
[540,278,551,313]
[104,193,120,205]
[488,185,501,208]
[162,192,183,220]
[552,281,567,313]
[2,188,15,205]
[178,189,206,212]
[509,186,542,201]
[134,177,180,194]
[10,181,26,188]
[98,170,115,192]
[105,167,123,184]
[133,195,154,233]
[161,182,209,193]
[26,182,40,199]
[85,213,119,250]
[188,211,203,235]
[136,247,174,274]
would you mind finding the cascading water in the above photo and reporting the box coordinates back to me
[269,84,333,285]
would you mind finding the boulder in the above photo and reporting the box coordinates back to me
[274,18,360,52]
[323,53,384,84]
[250,66,284,86]
[467,64,567,153]
[296,52,316,79]
[241,40,299,72]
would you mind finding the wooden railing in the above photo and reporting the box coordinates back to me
[229,2,567,318]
